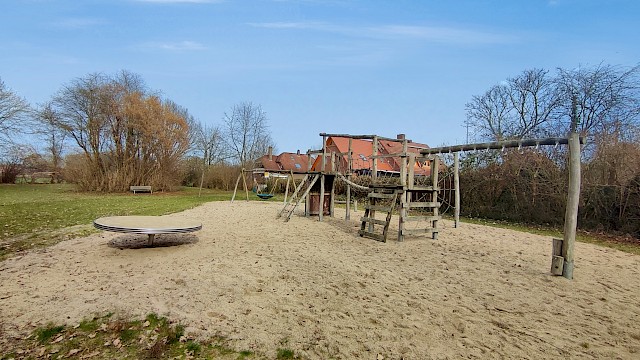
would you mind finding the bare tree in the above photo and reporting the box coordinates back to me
[555,63,640,138]
[222,102,274,167]
[51,71,191,191]
[507,68,560,138]
[35,102,67,180]
[465,84,511,141]
[466,69,561,141]
[0,77,30,149]
[192,121,226,165]
[52,72,111,177]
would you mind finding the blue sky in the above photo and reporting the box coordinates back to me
[1,0,639,153]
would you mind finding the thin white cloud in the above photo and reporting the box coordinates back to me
[140,40,207,51]
[135,0,223,3]
[250,21,517,45]
[51,18,107,29]
[249,21,335,31]
[369,25,516,44]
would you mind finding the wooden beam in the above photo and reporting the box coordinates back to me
[420,137,585,155]
[319,133,409,143]
[241,169,249,201]
[562,132,581,279]
[231,171,242,202]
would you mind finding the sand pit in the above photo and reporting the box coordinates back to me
[1,201,639,359]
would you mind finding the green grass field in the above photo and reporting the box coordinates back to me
[0,184,235,260]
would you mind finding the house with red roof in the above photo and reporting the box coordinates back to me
[310,134,432,175]
[254,147,313,181]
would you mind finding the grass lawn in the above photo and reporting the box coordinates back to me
[461,217,640,255]
[0,313,265,360]
[0,184,234,261]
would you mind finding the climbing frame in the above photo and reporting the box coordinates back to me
[398,153,441,241]
[358,185,401,242]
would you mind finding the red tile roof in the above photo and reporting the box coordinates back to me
[276,152,310,172]
[379,139,432,175]
[311,136,432,174]
[256,155,281,171]
[255,152,312,173]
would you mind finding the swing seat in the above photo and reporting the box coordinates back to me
[257,193,274,200]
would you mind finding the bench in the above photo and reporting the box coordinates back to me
[130,186,152,194]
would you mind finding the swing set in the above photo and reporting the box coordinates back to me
[231,169,299,202]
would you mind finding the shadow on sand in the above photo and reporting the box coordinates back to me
[107,233,199,249]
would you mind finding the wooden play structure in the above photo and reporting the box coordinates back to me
[232,130,583,280]
[275,133,442,242]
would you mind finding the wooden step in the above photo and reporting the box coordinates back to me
[401,228,438,236]
[369,184,403,189]
[360,217,388,225]
[368,192,397,199]
[403,215,441,222]
[406,202,440,209]
[358,231,386,242]
[364,204,395,212]
[407,186,439,191]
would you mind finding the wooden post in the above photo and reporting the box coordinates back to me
[372,136,378,181]
[346,138,352,220]
[319,135,327,221]
[551,238,564,275]
[398,140,408,242]
[454,152,460,228]
[368,136,378,232]
[283,173,291,205]
[321,135,327,174]
[198,162,206,197]
[331,152,336,172]
[330,175,335,217]
[319,175,325,221]
[306,151,312,217]
[241,170,249,201]
[431,155,440,240]
[407,153,416,190]
[562,131,581,279]
[231,170,242,202]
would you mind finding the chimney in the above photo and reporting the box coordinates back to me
[268,146,273,160]
[296,149,300,155]
[397,133,406,140]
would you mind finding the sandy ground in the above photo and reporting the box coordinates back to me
[1,201,640,359]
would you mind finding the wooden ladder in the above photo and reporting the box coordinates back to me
[359,187,400,242]
[278,173,320,222]
[400,188,441,240]
[398,153,442,241]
